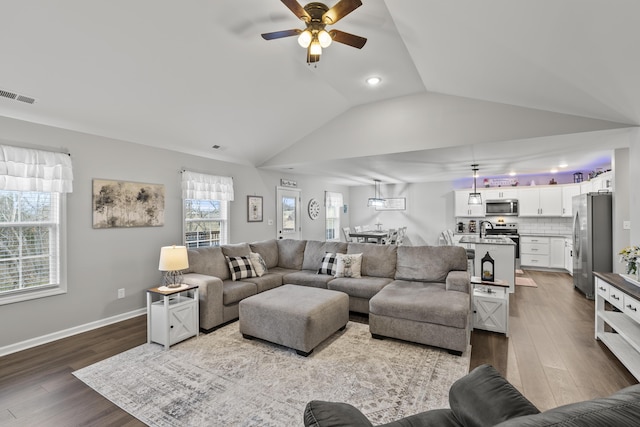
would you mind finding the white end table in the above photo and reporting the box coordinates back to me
[146,284,199,349]
[470,276,509,336]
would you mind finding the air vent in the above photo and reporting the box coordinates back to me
[0,88,36,104]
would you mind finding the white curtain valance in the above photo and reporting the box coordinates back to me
[182,171,234,201]
[0,145,73,193]
[325,191,343,208]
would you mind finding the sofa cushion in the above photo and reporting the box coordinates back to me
[226,256,256,281]
[302,240,348,271]
[347,243,397,278]
[449,364,540,427]
[317,253,338,276]
[328,276,393,300]
[222,280,257,305]
[304,401,373,427]
[250,239,279,269]
[185,246,229,280]
[241,273,282,293]
[249,252,268,277]
[277,239,307,270]
[396,246,467,282]
[283,270,333,289]
[222,242,252,258]
[335,253,363,278]
[369,280,469,329]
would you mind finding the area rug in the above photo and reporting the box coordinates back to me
[516,276,538,287]
[73,321,470,427]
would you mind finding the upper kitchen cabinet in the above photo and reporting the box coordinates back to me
[518,186,563,217]
[591,171,613,192]
[483,188,518,200]
[561,184,581,217]
[454,190,485,217]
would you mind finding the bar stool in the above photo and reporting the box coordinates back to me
[466,249,475,274]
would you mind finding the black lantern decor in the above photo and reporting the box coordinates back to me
[573,172,583,183]
[481,251,495,282]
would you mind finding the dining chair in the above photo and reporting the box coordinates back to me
[342,227,353,243]
[385,229,398,245]
[396,226,407,246]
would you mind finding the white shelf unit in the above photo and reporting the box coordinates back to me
[147,285,199,350]
[595,274,640,381]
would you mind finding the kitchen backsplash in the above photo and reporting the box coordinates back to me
[514,217,572,236]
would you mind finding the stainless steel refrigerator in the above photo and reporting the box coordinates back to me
[572,192,612,299]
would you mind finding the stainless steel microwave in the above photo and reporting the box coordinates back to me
[485,199,519,216]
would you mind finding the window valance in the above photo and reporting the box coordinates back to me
[182,171,234,201]
[325,191,343,208]
[0,145,73,193]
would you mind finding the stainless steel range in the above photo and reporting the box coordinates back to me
[485,223,520,268]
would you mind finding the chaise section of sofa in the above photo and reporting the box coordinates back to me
[369,245,471,354]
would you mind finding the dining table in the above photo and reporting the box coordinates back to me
[349,230,389,244]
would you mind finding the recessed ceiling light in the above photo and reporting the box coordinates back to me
[212,144,221,149]
[509,171,517,176]
[559,162,568,168]
[550,168,558,174]
[366,76,381,86]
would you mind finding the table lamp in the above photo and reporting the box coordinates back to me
[158,245,189,288]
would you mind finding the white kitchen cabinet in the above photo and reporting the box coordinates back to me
[591,171,613,192]
[561,184,580,217]
[454,190,484,217]
[564,239,573,275]
[483,188,518,200]
[549,237,566,269]
[518,187,562,217]
[520,236,550,268]
[580,181,593,194]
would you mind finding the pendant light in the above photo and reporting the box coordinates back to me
[367,179,387,207]
[468,164,482,205]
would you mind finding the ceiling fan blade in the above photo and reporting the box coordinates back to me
[281,0,311,22]
[322,0,362,24]
[261,29,302,40]
[329,30,367,49]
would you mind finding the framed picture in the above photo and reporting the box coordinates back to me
[376,197,406,211]
[247,196,263,222]
[92,179,165,228]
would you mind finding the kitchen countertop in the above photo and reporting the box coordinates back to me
[519,233,571,239]
[459,236,516,245]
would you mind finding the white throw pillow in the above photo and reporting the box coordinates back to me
[249,252,268,277]
[334,253,363,278]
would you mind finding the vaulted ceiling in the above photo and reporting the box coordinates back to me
[0,1,637,185]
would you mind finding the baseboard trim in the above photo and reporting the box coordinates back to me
[0,308,146,357]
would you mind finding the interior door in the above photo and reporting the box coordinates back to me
[276,187,301,240]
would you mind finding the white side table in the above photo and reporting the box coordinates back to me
[146,284,199,349]
[470,276,509,336]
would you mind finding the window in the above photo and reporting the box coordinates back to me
[181,171,234,248]
[184,199,228,247]
[325,191,343,242]
[0,145,72,304]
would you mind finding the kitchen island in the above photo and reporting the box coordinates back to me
[459,236,516,293]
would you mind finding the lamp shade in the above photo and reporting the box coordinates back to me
[158,245,189,271]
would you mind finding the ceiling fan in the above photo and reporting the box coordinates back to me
[261,0,367,64]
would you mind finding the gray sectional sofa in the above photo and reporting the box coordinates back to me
[181,238,471,353]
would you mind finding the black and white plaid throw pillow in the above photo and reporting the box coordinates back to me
[226,256,256,281]
[317,252,338,275]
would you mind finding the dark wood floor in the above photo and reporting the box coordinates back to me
[0,270,636,425]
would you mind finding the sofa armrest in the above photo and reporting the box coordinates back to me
[446,271,470,293]
[182,273,224,331]
[449,364,540,427]
[304,401,373,427]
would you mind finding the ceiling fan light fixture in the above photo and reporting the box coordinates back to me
[318,29,332,47]
[309,38,322,55]
[298,29,312,48]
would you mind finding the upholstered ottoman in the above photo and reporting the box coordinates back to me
[239,284,349,356]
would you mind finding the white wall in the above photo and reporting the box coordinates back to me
[0,116,347,350]
[630,129,640,244]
